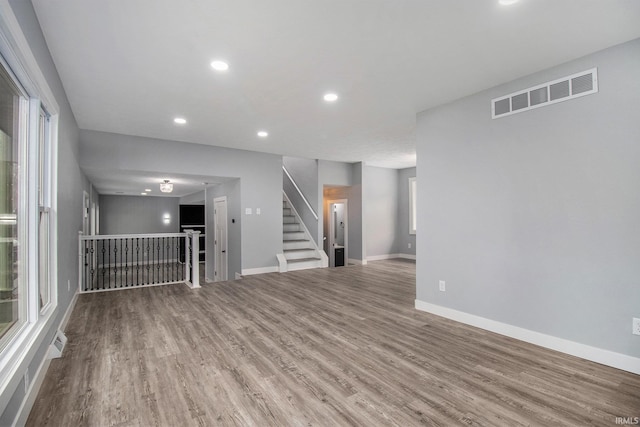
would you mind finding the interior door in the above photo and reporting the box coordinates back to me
[213,197,228,281]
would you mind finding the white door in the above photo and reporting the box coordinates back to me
[213,197,228,281]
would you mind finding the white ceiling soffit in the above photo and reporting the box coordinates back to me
[83,168,231,197]
[33,0,640,169]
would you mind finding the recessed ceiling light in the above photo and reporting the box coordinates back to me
[499,0,519,5]
[210,60,229,71]
[257,130,269,138]
[324,93,339,102]
[141,192,147,195]
[174,117,187,125]
[145,189,152,192]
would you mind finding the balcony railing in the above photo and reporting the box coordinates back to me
[78,231,200,292]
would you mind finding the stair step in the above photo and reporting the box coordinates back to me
[284,248,317,260]
[287,257,321,263]
[283,215,297,224]
[284,240,313,250]
[284,231,306,240]
[283,223,300,232]
[286,257,323,271]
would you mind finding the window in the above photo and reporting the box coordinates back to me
[0,4,59,403]
[409,177,416,235]
[0,57,54,346]
[0,61,25,344]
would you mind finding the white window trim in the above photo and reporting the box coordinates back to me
[409,177,416,235]
[0,0,59,414]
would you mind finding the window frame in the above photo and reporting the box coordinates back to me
[0,1,59,410]
[409,177,416,235]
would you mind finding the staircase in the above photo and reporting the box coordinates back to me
[278,196,327,272]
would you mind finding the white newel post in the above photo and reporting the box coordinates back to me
[78,231,83,292]
[184,231,191,285]
[190,231,200,288]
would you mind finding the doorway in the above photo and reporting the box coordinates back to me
[213,196,228,281]
[328,199,348,267]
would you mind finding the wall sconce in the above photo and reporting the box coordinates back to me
[163,213,171,225]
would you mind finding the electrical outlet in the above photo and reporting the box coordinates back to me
[67,279,70,291]
[633,318,640,336]
[408,243,412,249]
[439,280,446,292]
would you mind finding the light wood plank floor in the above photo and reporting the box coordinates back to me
[28,260,640,426]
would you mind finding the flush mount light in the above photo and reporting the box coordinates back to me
[160,179,173,193]
[499,0,519,5]
[141,192,148,196]
[323,93,339,102]
[257,130,269,138]
[174,117,187,125]
[210,60,229,71]
[144,188,152,192]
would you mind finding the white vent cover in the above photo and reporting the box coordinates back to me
[492,68,598,119]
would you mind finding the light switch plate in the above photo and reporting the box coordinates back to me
[245,208,252,215]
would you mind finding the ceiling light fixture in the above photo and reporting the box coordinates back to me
[499,0,519,5]
[324,93,339,102]
[160,179,173,193]
[174,117,187,125]
[257,130,269,138]
[141,192,147,196]
[144,188,152,192]
[211,60,229,71]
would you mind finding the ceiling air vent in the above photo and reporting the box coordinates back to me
[492,68,597,119]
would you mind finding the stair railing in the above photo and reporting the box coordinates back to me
[282,165,318,220]
[78,231,200,292]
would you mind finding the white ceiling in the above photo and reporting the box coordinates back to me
[33,0,640,175]
[83,168,231,198]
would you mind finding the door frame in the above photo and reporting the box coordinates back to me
[213,196,228,282]
[327,199,348,267]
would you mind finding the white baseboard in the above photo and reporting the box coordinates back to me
[347,258,367,265]
[13,290,80,426]
[366,253,416,261]
[13,355,51,427]
[415,299,640,375]
[241,266,279,276]
[59,291,78,333]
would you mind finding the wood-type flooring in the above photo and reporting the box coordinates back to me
[27,260,640,426]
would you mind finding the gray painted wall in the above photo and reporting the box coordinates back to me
[205,179,241,280]
[416,39,640,357]
[397,167,417,256]
[80,130,283,271]
[180,190,205,205]
[363,165,399,257]
[1,0,88,423]
[99,195,180,235]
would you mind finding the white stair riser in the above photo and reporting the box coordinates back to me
[284,240,314,250]
[283,216,297,224]
[287,259,323,271]
[284,249,318,260]
[284,231,306,240]
[283,208,292,215]
[283,223,300,232]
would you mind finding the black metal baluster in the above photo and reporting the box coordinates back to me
[113,239,118,289]
[101,240,106,290]
[119,238,123,288]
[125,238,129,287]
[146,238,151,285]
[156,237,162,283]
[136,238,139,285]
[90,240,95,291]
